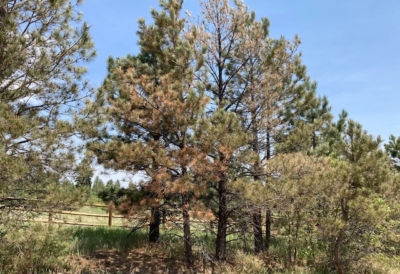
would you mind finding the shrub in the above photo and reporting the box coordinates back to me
[0,224,70,273]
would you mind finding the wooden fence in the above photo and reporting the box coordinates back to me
[0,197,139,228]
[38,203,126,228]
[1,197,216,229]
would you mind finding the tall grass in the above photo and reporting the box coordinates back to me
[69,226,148,255]
[0,223,71,274]
[3,223,398,274]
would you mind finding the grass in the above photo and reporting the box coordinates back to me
[65,226,190,273]
[6,205,400,274]
[69,226,148,255]
[4,222,399,273]
[78,205,108,214]
[2,208,330,274]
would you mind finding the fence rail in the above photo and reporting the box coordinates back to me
[0,197,132,228]
[2,197,275,230]
[1,197,214,229]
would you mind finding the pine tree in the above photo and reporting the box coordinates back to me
[0,0,95,209]
[315,119,394,273]
[197,0,266,259]
[276,86,333,154]
[75,158,94,188]
[384,134,400,171]
[198,0,316,256]
[92,176,105,195]
[240,36,315,253]
[261,116,398,272]
[0,0,95,267]
[91,0,209,266]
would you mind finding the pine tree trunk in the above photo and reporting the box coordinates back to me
[216,179,228,261]
[182,194,193,267]
[149,206,160,242]
[312,131,317,150]
[265,208,271,251]
[265,131,272,251]
[149,135,161,243]
[253,208,263,253]
[250,101,264,253]
[334,230,345,274]
[334,199,348,274]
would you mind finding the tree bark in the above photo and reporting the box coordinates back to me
[253,207,263,253]
[265,131,272,251]
[334,198,348,274]
[149,206,160,242]
[265,208,271,251]
[251,99,264,253]
[334,230,345,274]
[216,179,228,261]
[182,194,193,267]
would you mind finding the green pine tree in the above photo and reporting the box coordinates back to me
[0,0,95,211]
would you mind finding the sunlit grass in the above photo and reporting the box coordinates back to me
[78,205,108,214]
[67,226,148,255]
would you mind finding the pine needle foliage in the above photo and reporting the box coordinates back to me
[1,0,96,271]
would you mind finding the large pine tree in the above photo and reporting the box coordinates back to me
[0,0,95,210]
[197,0,318,256]
[91,0,211,266]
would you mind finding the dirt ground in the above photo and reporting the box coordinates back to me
[67,247,201,274]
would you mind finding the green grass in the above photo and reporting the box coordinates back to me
[78,205,108,214]
[8,223,398,274]
[68,226,148,255]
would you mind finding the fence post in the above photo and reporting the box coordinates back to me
[108,202,114,227]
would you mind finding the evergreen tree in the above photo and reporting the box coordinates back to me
[277,89,333,154]
[92,176,105,195]
[320,119,394,273]
[90,0,209,266]
[105,179,114,190]
[0,0,95,267]
[261,117,398,272]
[384,134,400,171]
[240,36,316,253]
[0,0,95,209]
[75,158,94,188]
[114,179,121,191]
[198,0,316,256]
[197,0,268,259]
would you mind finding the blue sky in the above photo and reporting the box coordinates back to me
[79,0,400,142]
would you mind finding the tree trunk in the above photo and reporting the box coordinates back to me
[334,230,345,274]
[293,212,301,265]
[253,207,263,253]
[216,179,228,261]
[251,100,264,253]
[149,206,160,242]
[265,208,271,251]
[149,136,161,243]
[312,131,317,150]
[182,194,193,267]
[265,131,272,251]
[334,199,348,274]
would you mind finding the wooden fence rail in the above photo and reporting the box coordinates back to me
[0,198,130,228]
[2,197,276,230]
[40,203,129,228]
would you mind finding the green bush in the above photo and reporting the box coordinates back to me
[0,224,71,273]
